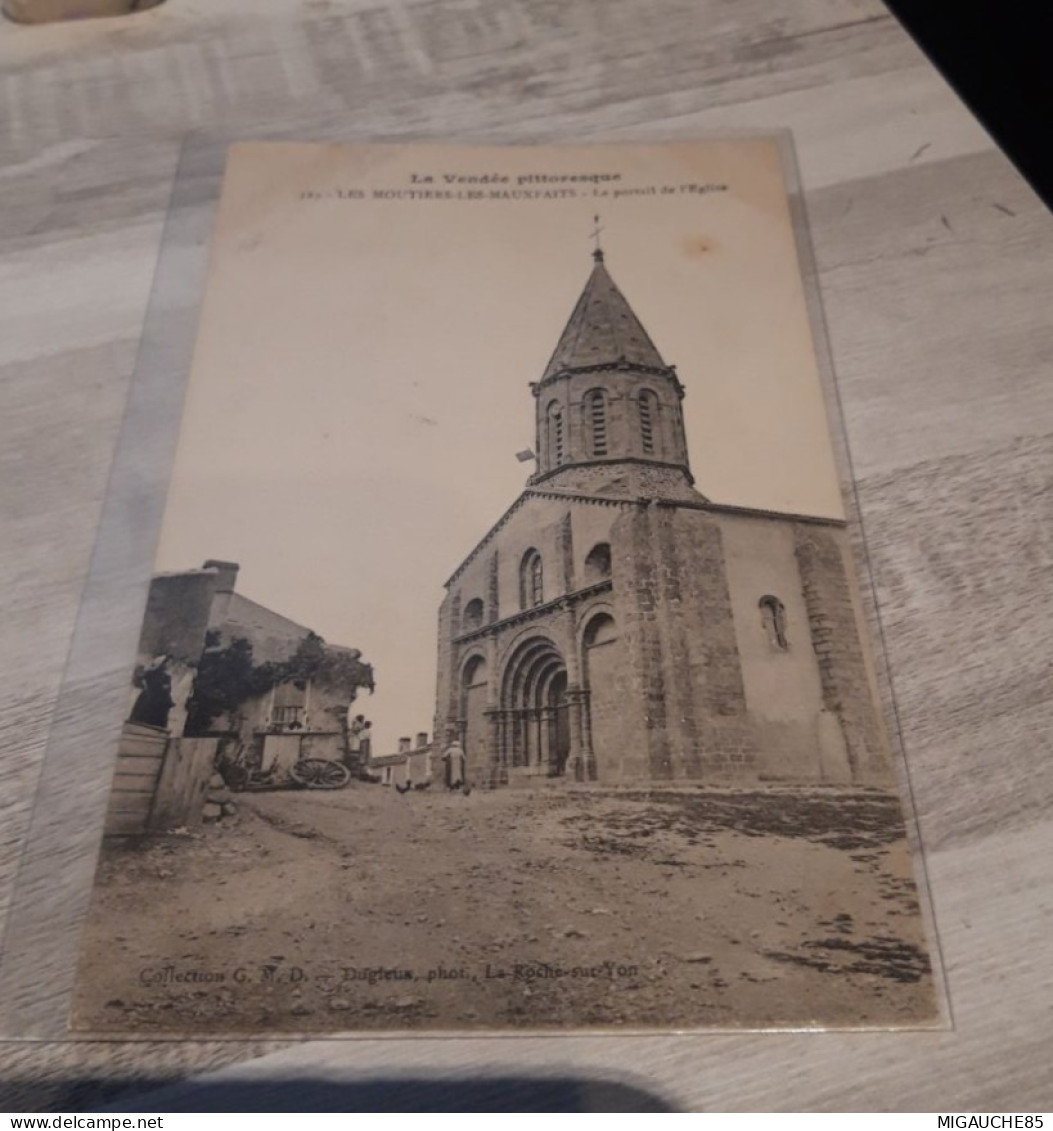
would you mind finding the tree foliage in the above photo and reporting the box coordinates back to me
[183,631,375,736]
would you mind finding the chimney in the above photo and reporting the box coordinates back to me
[398,736,412,753]
[203,560,240,593]
[416,732,429,749]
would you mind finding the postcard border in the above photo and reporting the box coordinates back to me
[0,130,951,1039]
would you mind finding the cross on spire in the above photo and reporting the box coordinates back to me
[590,214,604,262]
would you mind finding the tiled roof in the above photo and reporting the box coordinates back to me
[542,252,668,379]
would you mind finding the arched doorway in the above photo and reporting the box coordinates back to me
[501,635,571,776]
[582,612,620,779]
[459,654,489,781]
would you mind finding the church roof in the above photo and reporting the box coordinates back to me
[542,251,670,379]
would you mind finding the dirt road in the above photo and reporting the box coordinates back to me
[73,783,937,1034]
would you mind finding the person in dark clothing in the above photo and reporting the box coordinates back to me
[130,656,175,729]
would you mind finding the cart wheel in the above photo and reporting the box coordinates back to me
[290,759,351,790]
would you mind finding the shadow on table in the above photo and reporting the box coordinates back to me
[95,1075,676,1113]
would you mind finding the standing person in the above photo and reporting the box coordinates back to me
[130,656,175,730]
[359,720,373,762]
[441,736,467,792]
[346,713,366,770]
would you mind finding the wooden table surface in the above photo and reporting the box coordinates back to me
[2,0,1052,1112]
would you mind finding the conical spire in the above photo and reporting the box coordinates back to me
[541,252,669,380]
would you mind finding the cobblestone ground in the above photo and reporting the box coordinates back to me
[72,783,939,1034]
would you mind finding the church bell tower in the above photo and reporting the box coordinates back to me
[529,244,696,492]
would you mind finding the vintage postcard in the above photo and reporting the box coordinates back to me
[70,139,938,1034]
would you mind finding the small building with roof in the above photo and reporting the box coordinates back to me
[132,560,374,778]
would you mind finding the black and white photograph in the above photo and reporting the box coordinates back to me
[69,139,939,1035]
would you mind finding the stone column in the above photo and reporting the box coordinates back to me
[563,605,581,686]
[531,705,547,769]
[487,554,500,623]
[540,707,557,775]
[504,710,515,782]
[565,688,594,781]
[513,705,524,769]
[484,633,500,778]
[484,709,506,786]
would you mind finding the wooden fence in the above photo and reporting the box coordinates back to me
[149,735,218,830]
[104,721,217,836]
[104,721,167,836]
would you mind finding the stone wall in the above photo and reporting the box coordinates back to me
[449,494,597,627]
[794,525,889,784]
[534,368,686,474]
[609,502,754,781]
[134,571,219,736]
[717,513,833,780]
[433,591,456,745]
[487,553,499,624]
[436,492,889,788]
[534,461,702,503]
[139,570,218,665]
[609,504,670,779]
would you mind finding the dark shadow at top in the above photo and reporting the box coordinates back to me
[97,1075,676,1114]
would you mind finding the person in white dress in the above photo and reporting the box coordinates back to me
[441,739,467,792]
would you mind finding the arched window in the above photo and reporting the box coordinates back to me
[583,611,617,650]
[759,595,789,651]
[583,542,612,583]
[638,390,658,456]
[584,389,608,456]
[520,549,544,609]
[546,400,565,466]
[462,654,488,694]
[462,598,484,631]
[530,555,544,606]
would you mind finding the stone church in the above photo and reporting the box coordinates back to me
[433,246,889,789]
